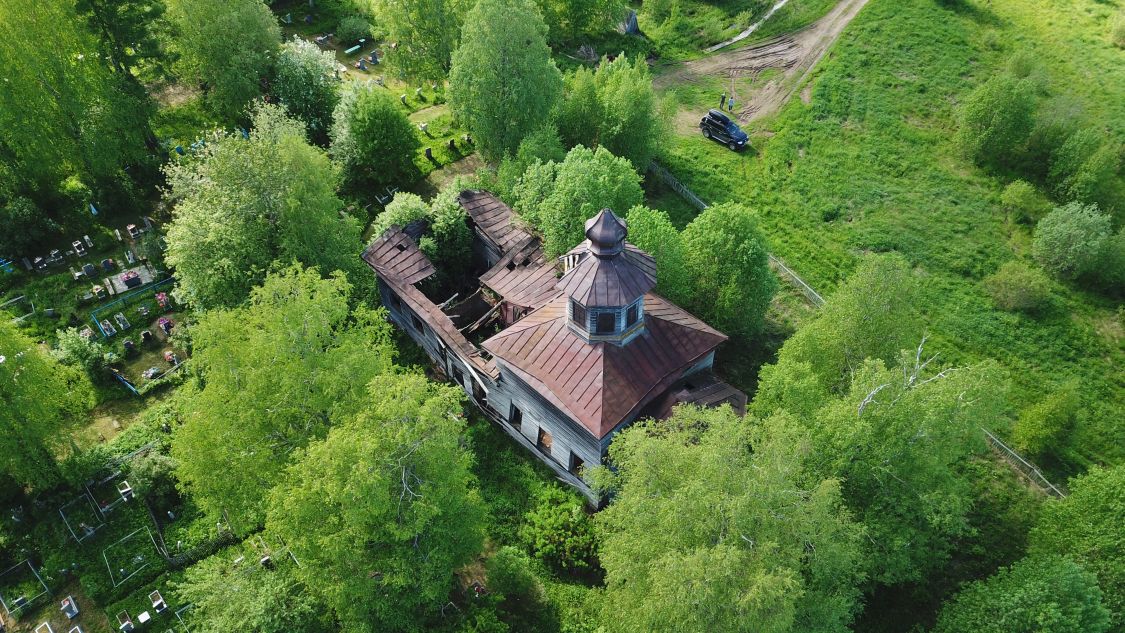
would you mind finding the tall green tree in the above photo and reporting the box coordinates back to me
[512,145,643,256]
[1030,465,1125,628]
[268,374,486,632]
[0,0,150,187]
[75,0,165,147]
[558,56,667,169]
[597,405,866,633]
[449,0,563,161]
[681,202,777,339]
[76,0,166,77]
[164,104,365,310]
[329,83,420,190]
[763,357,1005,584]
[624,206,691,306]
[934,556,1110,633]
[165,0,280,121]
[0,319,93,489]
[273,36,340,144]
[534,0,620,43]
[175,553,330,633]
[375,0,470,80]
[753,253,919,410]
[171,266,397,533]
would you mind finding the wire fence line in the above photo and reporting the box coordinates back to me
[647,161,825,307]
[650,161,1068,497]
[982,428,1067,498]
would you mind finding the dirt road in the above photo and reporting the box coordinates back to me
[658,0,870,129]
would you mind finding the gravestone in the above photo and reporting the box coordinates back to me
[115,228,123,241]
[623,10,639,34]
[84,235,93,247]
[22,257,33,270]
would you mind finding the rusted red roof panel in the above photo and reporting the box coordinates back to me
[482,293,727,438]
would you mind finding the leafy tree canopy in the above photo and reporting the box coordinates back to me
[558,55,668,169]
[763,356,1005,585]
[934,555,1110,633]
[171,266,397,533]
[512,145,643,257]
[0,0,150,187]
[753,253,919,409]
[274,36,341,143]
[0,319,93,489]
[165,104,365,310]
[375,0,470,80]
[680,202,777,339]
[534,0,621,43]
[330,82,421,190]
[166,0,280,121]
[267,373,486,632]
[1030,465,1125,628]
[597,405,866,633]
[449,0,562,161]
[174,553,330,633]
[623,205,692,307]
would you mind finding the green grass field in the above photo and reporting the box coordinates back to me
[656,0,1124,474]
[640,0,839,60]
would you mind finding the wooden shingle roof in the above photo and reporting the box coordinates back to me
[479,235,560,309]
[361,227,436,285]
[458,190,532,253]
[362,227,497,379]
[644,371,748,420]
[481,293,727,438]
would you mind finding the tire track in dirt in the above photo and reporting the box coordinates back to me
[658,0,870,131]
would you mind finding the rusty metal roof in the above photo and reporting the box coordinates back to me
[479,236,560,309]
[557,210,656,307]
[361,227,436,285]
[481,293,727,438]
[458,190,533,254]
[557,244,656,307]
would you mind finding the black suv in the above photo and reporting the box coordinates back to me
[699,109,749,151]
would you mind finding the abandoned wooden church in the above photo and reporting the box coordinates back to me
[362,191,746,502]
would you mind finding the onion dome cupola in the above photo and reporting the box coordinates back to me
[557,209,657,345]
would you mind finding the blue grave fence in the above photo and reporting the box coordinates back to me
[90,277,174,338]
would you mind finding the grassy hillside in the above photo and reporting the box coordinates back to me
[657,0,1124,473]
[640,0,838,59]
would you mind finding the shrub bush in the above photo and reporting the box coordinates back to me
[1012,382,1079,457]
[1047,128,1119,206]
[955,74,1036,168]
[999,180,1050,224]
[1032,202,1111,280]
[52,327,117,383]
[1112,10,1125,49]
[518,486,598,575]
[982,261,1053,314]
[335,14,372,44]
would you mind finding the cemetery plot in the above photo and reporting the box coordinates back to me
[58,494,106,543]
[114,311,188,387]
[0,560,50,619]
[102,527,161,588]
